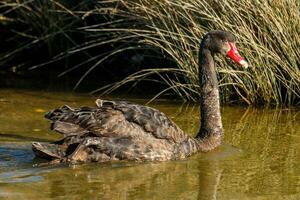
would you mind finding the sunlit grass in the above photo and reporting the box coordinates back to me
[92,0,300,105]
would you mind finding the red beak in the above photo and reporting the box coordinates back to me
[227,42,248,68]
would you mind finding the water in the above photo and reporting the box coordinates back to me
[1,89,300,200]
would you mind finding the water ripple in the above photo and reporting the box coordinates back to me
[0,143,48,183]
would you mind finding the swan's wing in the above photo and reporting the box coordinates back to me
[104,100,189,143]
[45,99,188,144]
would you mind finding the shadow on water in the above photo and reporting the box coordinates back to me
[1,90,300,199]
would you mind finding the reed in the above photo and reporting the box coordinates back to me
[90,0,300,105]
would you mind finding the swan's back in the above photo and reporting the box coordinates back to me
[32,99,199,163]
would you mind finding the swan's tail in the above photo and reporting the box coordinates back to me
[44,105,91,137]
[32,142,63,160]
[32,105,91,161]
[44,100,119,137]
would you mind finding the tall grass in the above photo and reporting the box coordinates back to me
[89,0,300,105]
[1,0,300,105]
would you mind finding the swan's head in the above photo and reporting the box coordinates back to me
[203,30,248,69]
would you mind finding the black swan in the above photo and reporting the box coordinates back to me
[32,30,248,163]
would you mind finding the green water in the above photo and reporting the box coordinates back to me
[1,89,300,200]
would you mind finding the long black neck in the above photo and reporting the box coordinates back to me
[196,45,223,140]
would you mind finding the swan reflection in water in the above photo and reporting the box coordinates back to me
[37,152,226,200]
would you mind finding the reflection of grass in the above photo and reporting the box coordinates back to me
[223,107,300,196]
[0,89,82,142]
[2,1,300,105]
[0,133,54,142]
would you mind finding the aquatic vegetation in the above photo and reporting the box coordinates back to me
[1,0,300,105]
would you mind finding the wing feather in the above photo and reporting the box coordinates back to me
[45,99,188,144]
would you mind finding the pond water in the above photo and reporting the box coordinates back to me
[0,89,300,200]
